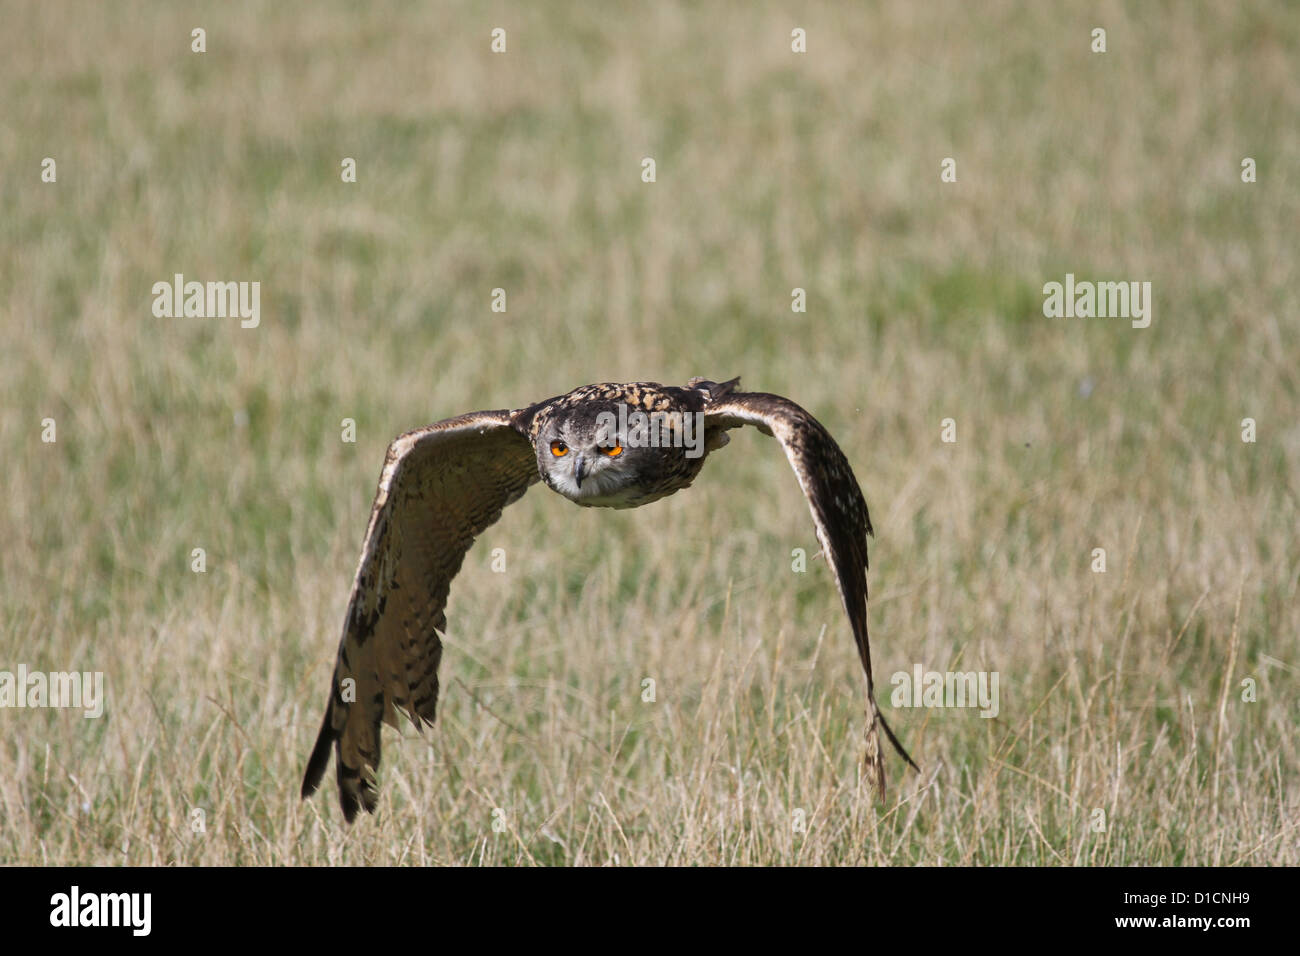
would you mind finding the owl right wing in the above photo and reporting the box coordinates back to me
[300,410,540,822]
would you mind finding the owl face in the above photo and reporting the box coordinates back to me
[534,408,648,508]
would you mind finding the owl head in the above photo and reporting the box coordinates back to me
[534,402,648,507]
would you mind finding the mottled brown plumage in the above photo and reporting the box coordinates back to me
[301,377,916,821]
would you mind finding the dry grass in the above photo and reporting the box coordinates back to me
[1,0,1297,865]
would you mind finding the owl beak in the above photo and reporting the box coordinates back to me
[573,455,588,488]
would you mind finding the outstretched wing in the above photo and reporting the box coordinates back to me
[301,410,539,821]
[703,391,916,794]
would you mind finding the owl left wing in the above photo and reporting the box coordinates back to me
[703,391,917,794]
[301,409,540,821]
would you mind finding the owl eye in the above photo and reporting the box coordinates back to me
[550,440,568,457]
[600,443,623,458]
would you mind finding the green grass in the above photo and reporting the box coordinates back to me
[1,0,1297,865]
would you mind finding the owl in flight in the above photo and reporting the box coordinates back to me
[302,377,917,821]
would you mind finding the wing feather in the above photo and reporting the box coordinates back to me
[301,410,539,821]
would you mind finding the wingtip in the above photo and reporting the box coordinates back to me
[340,792,359,824]
[687,376,742,399]
[862,701,920,801]
[877,708,920,775]
[337,769,363,824]
[336,756,382,823]
[301,707,337,801]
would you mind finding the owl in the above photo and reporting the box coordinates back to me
[301,377,916,821]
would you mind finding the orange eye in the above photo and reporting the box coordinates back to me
[601,444,623,457]
[550,440,568,457]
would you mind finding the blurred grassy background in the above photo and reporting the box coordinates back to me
[1,0,1296,864]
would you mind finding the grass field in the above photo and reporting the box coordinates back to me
[1,1,1297,865]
